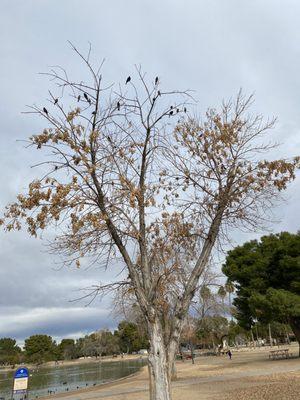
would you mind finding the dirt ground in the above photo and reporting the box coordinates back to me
[42,343,300,400]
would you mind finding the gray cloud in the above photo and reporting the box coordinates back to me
[0,305,115,343]
[1,0,300,341]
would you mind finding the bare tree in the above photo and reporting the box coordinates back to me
[180,315,198,364]
[1,46,299,400]
[192,278,228,351]
[197,284,225,321]
[91,329,119,358]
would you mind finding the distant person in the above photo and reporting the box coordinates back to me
[227,350,232,360]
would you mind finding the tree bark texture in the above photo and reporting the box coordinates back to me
[289,317,300,357]
[148,319,172,400]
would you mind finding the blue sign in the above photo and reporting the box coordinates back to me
[14,367,29,379]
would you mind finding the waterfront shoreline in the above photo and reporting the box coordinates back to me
[36,344,300,400]
[40,367,147,400]
[0,354,147,373]
[0,356,147,399]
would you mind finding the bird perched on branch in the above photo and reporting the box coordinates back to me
[54,98,58,105]
[155,76,159,85]
[77,95,81,102]
[43,107,48,115]
[92,111,96,116]
[125,76,131,84]
[84,93,89,101]
[117,101,120,111]
[184,107,187,113]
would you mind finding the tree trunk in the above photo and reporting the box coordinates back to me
[148,362,155,400]
[171,360,177,380]
[190,342,195,364]
[268,323,272,347]
[289,318,300,357]
[148,319,172,400]
[250,329,255,347]
[168,339,178,381]
[284,326,290,345]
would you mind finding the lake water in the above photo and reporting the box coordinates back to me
[0,358,147,399]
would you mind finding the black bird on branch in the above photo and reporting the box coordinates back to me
[117,101,120,111]
[169,111,173,116]
[184,107,187,113]
[92,111,96,116]
[54,98,58,105]
[158,90,161,96]
[77,95,81,102]
[43,107,48,115]
[84,93,89,101]
[125,76,131,84]
[155,76,159,85]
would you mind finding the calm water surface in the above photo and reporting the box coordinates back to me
[0,358,146,399]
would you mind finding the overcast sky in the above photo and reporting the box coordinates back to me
[1,0,300,344]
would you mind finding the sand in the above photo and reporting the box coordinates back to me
[40,343,300,400]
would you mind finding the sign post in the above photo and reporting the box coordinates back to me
[12,367,29,400]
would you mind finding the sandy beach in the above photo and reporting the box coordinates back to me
[37,343,300,400]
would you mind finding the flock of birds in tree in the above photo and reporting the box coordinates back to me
[41,76,187,118]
